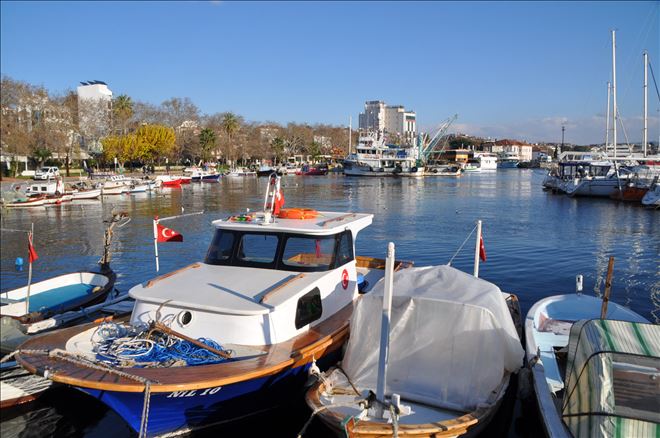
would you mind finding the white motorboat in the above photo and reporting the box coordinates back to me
[71,188,102,200]
[563,163,632,197]
[475,153,498,170]
[226,167,256,176]
[25,178,65,197]
[306,264,524,437]
[524,289,654,438]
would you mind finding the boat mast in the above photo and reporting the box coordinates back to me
[349,116,352,155]
[605,81,611,153]
[643,50,648,157]
[612,30,617,159]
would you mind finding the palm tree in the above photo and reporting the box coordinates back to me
[113,95,133,134]
[199,128,217,163]
[222,113,240,165]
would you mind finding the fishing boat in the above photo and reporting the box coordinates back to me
[256,166,284,177]
[497,152,520,169]
[564,163,632,197]
[14,176,409,437]
[67,181,103,200]
[226,167,257,177]
[343,132,420,177]
[25,178,65,197]
[0,360,53,409]
[0,217,123,326]
[2,195,49,208]
[155,175,183,187]
[305,263,524,437]
[424,164,462,177]
[201,173,221,182]
[524,278,655,438]
[297,163,329,176]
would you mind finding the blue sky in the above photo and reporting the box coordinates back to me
[2,1,658,144]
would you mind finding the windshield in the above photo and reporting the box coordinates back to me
[205,229,354,272]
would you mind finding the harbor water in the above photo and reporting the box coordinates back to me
[1,169,658,437]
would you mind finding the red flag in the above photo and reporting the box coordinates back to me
[273,189,285,215]
[28,232,38,263]
[479,235,487,262]
[156,222,183,242]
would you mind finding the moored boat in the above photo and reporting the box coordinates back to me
[523,278,653,438]
[305,264,524,437]
[155,175,183,187]
[14,176,410,437]
[641,183,660,207]
[424,164,462,177]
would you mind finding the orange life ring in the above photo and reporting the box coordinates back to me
[277,208,319,220]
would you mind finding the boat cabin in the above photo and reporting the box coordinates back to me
[129,211,374,346]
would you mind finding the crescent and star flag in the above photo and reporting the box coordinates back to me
[155,218,183,242]
[479,235,487,262]
[28,232,38,263]
[273,188,285,215]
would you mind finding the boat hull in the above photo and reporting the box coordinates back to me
[565,178,622,197]
[82,362,314,436]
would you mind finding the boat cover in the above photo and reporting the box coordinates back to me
[562,319,660,437]
[341,265,524,412]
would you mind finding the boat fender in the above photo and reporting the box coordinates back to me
[92,286,103,293]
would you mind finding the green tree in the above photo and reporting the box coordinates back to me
[113,94,133,134]
[199,128,217,162]
[271,137,286,164]
[33,147,52,167]
[222,112,240,163]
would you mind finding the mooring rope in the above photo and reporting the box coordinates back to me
[139,381,152,438]
[447,223,478,266]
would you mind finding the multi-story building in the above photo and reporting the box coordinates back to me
[358,100,417,145]
[77,81,112,153]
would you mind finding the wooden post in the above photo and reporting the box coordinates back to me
[601,256,615,319]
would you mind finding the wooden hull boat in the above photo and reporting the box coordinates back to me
[305,265,524,438]
[1,270,116,324]
[0,361,53,409]
[609,185,648,201]
[160,178,182,187]
[524,293,650,438]
[3,196,48,208]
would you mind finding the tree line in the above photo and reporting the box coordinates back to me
[1,76,354,175]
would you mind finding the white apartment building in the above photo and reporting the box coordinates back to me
[358,100,417,145]
[77,81,113,153]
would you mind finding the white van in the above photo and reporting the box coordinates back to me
[34,166,60,180]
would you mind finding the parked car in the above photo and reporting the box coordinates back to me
[34,166,60,180]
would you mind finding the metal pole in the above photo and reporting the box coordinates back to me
[153,218,160,272]
[612,30,617,158]
[25,223,34,315]
[473,220,482,278]
[643,51,648,157]
[561,126,565,150]
[605,82,611,153]
[375,242,395,418]
[349,116,352,155]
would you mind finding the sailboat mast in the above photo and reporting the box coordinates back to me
[605,81,611,153]
[643,51,648,157]
[349,116,352,155]
[612,30,618,158]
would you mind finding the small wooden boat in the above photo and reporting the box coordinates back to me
[424,165,462,177]
[71,188,102,200]
[3,196,49,208]
[524,286,652,438]
[305,264,524,438]
[298,164,329,176]
[15,176,411,437]
[155,175,183,187]
[0,361,53,409]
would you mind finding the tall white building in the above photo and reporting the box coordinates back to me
[77,81,112,153]
[358,100,417,145]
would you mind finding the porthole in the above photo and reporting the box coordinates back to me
[178,310,193,327]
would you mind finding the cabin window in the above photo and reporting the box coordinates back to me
[283,235,335,270]
[336,231,354,267]
[237,233,278,264]
[205,230,235,264]
[295,287,322,329]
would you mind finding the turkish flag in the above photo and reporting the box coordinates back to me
[479,235,487,262]
[274,189,285,215]
[28,232,39,263]
[156,222,183,242]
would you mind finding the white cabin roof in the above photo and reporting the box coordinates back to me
[130,263,331,315]
[213,211,373,236]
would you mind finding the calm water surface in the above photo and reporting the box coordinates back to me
[1,170,658,437]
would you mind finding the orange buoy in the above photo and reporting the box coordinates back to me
[277,208,319,220]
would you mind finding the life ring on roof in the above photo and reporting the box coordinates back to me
[277,208,319,220]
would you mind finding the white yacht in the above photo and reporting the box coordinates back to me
[343,132,421,177]
[563,161,632,197]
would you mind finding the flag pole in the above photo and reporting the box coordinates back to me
[473,220,482,278]
[153,217,160,272]
[26,223,34,315]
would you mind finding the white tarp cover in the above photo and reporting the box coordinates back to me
[341,265,524,412]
